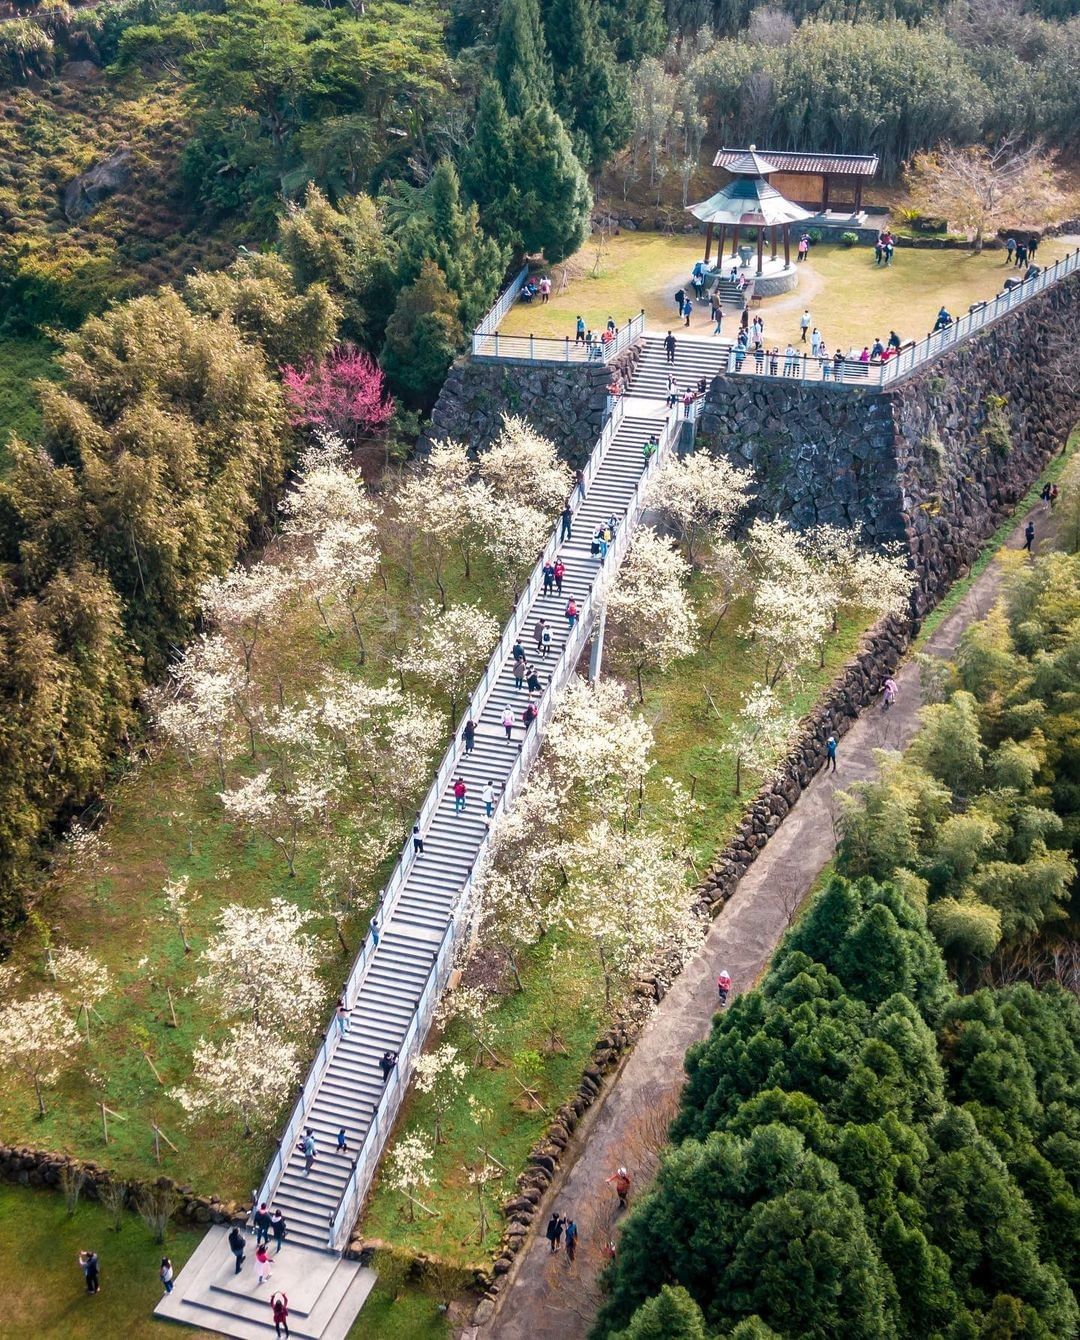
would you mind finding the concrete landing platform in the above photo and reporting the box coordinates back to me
[155,1227,376,1339]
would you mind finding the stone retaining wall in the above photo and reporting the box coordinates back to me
[0,1143,247,1227]
[698,270,1080,615]
[422,347,642,467]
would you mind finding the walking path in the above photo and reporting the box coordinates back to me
[483,505,1043,1340]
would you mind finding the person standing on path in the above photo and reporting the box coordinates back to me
[271,1210,287,1253]
[463,717,476,754]
[882,676,899,711]
[664,331,677,365]
[541,623,552,657]
[799,309,811,342]
[826,734,838,772]
[254,1201,272,1246]
[271,1292,290,1338]
[575,468,585,501]
[564,1217,578,1263]
[553,558,565,595]
[542,560,555,596]
[483,780,497,818]
[503,704,515,741]
[1023,519,1036,553]
[160,1258,174,1295]
[1029,232,1039,260]
[336,1126,349,1155]
[514,652,527,688]
[565,597,579,629]
[674,287,685,315]
[526,666,542,694]
[335,998,350,1038]
[1005,236,1016,264]
[78,1250,100,1294]
[228,1225,247,1275]
[560,504,572,542]
[606,1167,631,1209]
[682,297,693,327]
[546,1213,563,1254]
[412,815,424,856]
[533,617,546,654]
[522,700,538,731]
[255,1244,273,1286]
[453,776,467,812]
[380,1050,398,1083]
[575,316,585,345]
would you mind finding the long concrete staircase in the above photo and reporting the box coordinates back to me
[159,362,675,1338]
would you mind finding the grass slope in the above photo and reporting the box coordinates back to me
[0,336,56,469]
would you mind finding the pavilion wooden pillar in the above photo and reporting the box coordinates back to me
[731,226,740,263]
[717,224,727,266]
[783,225,791,269]
[755,227,764,276]
[704,221,714,264]
[770,226,778,261]
[854,179,863,214]
[822,174,830,212]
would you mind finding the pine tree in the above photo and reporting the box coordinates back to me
[495,0,551,116]
[543,0,631,167]
[598,0,665,62]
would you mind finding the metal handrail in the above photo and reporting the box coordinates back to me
[474,265,530,338]
[718,246,1080,389]
[471,312,646,364]
[322,404,680,1251]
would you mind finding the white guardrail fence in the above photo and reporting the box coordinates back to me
[721,246,1080,388]
[471,268,646,364]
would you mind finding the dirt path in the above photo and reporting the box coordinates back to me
[481,505,1048,1340]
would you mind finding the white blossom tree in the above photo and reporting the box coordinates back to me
[699,540,752,645]
[172,1023,300,1137]
[413,1044,468,1144]
[804,524,914,631]
[744,576,831,685]
[395,441,479,602]
[722,682,799,795]
[604,528,698,700]
[153,634,246,783]
[196,898,323,1030]
[478,415,572,516]
[645,453,753,565]
[396,601,501,723]
[435,986,500,1068]
[559,824,700,1004]
[51,947,110,1042]
[0,992,81,1115]
[386,1132,435,1221]
[304,520,380,662]
[201,563,292,673]
[475,494,553,601]
[163,875,194,953]
[219,767,334,878]
[545,678,653,824]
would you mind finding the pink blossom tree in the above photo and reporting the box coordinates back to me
[282,345,395,446]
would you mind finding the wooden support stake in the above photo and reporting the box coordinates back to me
[401,1190,441,1218]
[99,1102,126,1144]
[166,987,178,1029]
[477,1145,509,1173]
[704,686,724,722]
[151,1121,179,1163]
[141,1050,165,1085]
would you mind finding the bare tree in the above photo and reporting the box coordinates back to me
[906,138,1064,252]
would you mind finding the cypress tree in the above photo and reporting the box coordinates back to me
[542,0,631,167]
[598,0,665,62]
[495,0,551,116]
[461,80,519,236]
[513,101,592,261]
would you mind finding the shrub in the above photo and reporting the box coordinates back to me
[840,231,859,247]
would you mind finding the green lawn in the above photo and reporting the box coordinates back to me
[0,336,57,470]
[0,1183,450,1339]
[499,232,1076,355]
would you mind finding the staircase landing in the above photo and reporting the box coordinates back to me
[154,1228,376,1339]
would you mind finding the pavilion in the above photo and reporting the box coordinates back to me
[686,147,813,275]
[712,148,879,216]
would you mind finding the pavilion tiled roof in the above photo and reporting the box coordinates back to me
[713,148,880,177]
[687,175,812,228]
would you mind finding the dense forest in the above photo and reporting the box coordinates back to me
[594,548,1080,1339]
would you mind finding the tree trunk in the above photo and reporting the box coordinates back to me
[635,662,645,703]
[504,946,524,993]
[34,1074,45,1117]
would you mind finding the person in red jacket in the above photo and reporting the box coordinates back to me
[453,776,467,813]
[271,1291,290,1338]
